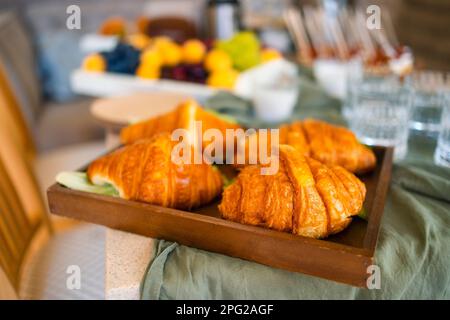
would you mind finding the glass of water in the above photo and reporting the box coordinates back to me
[343,69,399,122]
[434,94,450,168]
[342,58,364,120]
[348,78,412,161]
[407,71,446,137]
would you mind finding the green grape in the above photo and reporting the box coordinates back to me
[216,31,261,71]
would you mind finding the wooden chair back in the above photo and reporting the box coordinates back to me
[0,60,36,160]
[0,61,51,293]
[0,265,17,299]
[0,157,36,290]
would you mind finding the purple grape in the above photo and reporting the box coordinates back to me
[172,65,188,81]
[187,64,208,81]
[161,67,173,79]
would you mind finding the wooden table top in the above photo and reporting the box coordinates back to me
[90,91,193,128]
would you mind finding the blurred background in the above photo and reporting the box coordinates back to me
[0,0,448,154]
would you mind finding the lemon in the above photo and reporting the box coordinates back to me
[140,48,162,67]
[204,49,232,72]
[182,39,206,64]
[136,63,160,79]
[261,48,281,62]
[156,40,182,67]
[152,36,174,49]
[82,54,106,72]
[206,68,238,89]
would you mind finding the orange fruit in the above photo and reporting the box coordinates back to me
[154,39,182,67]
[140,48,162,67]
[152,36,173,49]
[98,17,126,36]
[136,63,160,79]
[128,33,151,50]
[136,16,151,34]
[182,39,206,64]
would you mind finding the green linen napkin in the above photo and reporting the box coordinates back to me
[140,75,450,300]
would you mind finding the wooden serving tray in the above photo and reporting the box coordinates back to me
[47,146,393,287]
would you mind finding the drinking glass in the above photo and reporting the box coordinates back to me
[341,58,363,120]
[348,78,412,161]
[434,94,450,168]
[407,71,446,137]
[343,67,399,122]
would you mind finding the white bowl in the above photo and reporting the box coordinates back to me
[313,58,362,100]
[253,86,298,123]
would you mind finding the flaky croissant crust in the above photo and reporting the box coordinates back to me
[281,119,376,174]
[87,133,223,210]
[120,100,241,148]
[219,144,366,238]
[239,119,376,174]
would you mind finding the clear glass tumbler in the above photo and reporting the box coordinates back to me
[343,70,399,122]
[342,58,364,120]
[434,94,450,168]
[407,71,446,137]
[348,79,412,161]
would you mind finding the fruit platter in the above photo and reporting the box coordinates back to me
[76,31,283,98]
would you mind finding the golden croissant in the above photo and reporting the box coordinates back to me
[219,144,366,238]
[87,133,223,209]
[239,119,376,174]
[120,99,241,149]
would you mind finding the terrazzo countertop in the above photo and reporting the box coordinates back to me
[105,229,154,300]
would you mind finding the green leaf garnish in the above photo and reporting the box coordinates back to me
[56,171,119,197]
[357,208,367,220]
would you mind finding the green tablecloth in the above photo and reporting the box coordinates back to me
[140,75,450,300]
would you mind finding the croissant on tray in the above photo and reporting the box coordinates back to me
[238,119,376,174]
[87,133,223,210]
[219,144,366,238]
[120,100,241,151]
